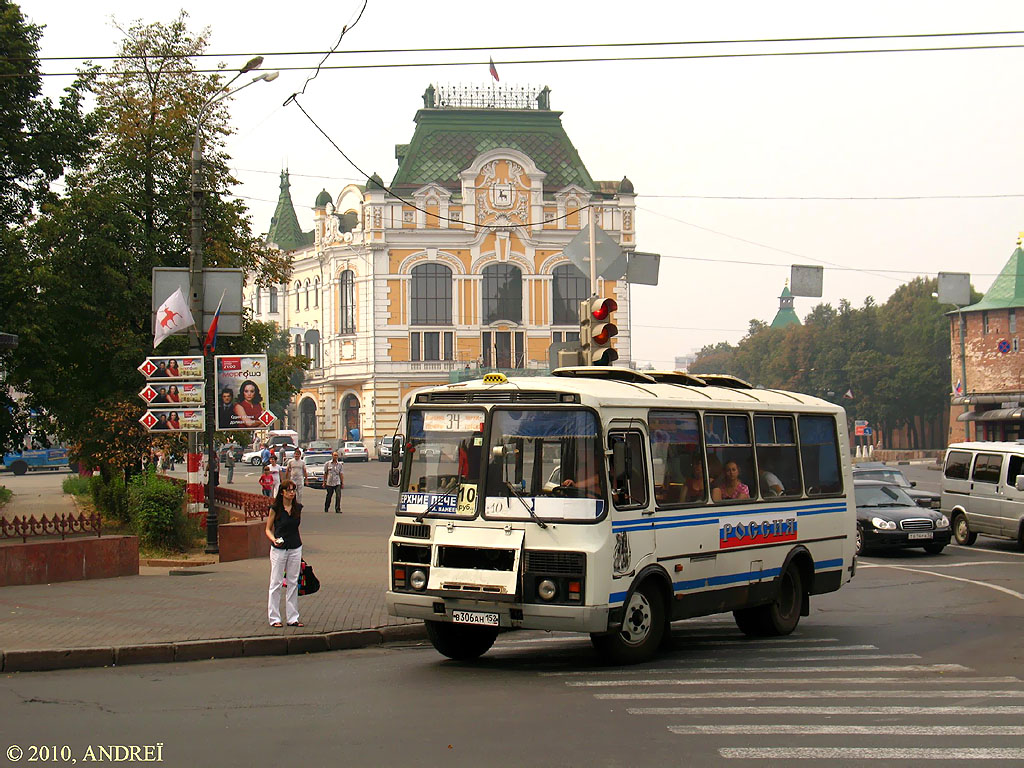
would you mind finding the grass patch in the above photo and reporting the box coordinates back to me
[62,474,92,497]
[0,485,11,508]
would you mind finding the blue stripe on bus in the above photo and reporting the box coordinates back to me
[608,556,847,604]
[611,501,846,533]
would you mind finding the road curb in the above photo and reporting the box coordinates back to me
[0,623,427,674]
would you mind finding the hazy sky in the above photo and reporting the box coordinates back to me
[20,1,1024,366]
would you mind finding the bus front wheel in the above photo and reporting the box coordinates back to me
[10,460,28,476]
[591,581,666,665]
[425,620,498,661]
[734,565,803,637]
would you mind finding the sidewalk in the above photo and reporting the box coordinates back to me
[0,472,422,672]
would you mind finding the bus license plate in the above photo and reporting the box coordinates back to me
[452,610,499,627]
[907,532,933,540]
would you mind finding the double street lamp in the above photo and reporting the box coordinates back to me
[188,56,278,553]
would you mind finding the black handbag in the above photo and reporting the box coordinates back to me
[298,559,320,596]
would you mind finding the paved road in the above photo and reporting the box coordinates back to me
[3,538,1023,766]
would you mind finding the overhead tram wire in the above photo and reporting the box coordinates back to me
[16,41,1024,79]
[21,29,1024,62]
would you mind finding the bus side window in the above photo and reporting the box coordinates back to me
[609,432,648,509]
[798,415,843,496]
[648,411,704,506]
[754,415,802,499]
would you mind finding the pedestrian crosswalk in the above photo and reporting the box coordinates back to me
[495,621,1024,761]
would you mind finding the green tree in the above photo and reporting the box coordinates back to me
[8,13,292,473]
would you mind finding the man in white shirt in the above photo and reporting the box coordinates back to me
[324,451,344,513]
[267,454,283,498]
[286,449,308,503]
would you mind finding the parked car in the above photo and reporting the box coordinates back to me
[304,440,332,455]
[852,463,940,509]
[854,479,951,555]
[376,435,405,461]
[342,441,369,462]
[242,444,296,466]
[941,441,1024,549]
[304,453,335,489]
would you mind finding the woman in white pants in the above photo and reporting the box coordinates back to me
[265,480,303,627]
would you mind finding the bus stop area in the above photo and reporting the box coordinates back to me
[0,472,423,673]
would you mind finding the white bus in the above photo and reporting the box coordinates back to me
[386,368,856,663]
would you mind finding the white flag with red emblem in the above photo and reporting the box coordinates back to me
[154,287,195,348]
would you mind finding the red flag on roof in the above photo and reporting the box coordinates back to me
[489,57,499,82]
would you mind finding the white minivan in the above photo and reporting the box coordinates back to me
[941,441,1024,550]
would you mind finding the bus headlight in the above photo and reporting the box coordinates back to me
[410,569,428,591]
[537,579,557,601]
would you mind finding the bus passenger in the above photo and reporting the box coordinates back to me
[712,461,750,502]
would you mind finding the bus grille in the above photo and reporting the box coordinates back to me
[900,518,934,531]
[525,550,586,575]
[437,546,516,571]
[395,522,430,539]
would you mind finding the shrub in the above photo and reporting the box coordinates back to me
[89,474,130,524]
[128,471,188,551]
[0,485,10,507]
[62,475,92,496]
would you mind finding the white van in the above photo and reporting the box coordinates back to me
[941,441,1024,550]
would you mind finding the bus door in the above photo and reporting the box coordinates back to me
[608,425,654,579]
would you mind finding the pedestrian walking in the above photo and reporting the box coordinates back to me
[260,442,271,466]
[286,448,307,504]
[324,451,344,513]
[224,448,236,484]
[267,454,282,498]
[259,465,274,497]
[265,481,303,628]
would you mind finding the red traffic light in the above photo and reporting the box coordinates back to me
[593,325,619,345]
[590,298,618,322]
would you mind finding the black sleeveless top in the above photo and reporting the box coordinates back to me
[272,503,302,550]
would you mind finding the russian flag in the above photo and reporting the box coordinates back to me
[203,289,226,356]
[489,57,499,82]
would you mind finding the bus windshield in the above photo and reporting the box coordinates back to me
[404,408,485,496]
[483,409,606,521]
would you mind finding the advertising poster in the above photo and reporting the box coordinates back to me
[137,356,204,380]
[216,355,275,431]
[139,409,205,433]
[139,381,205,406]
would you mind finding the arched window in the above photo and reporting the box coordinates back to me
[410,263,452,325]
[299,398,317,444]
[341,394,361,441]
[552,263,589,325]
[339,270,356,334]
[294,333,302,356]
[314,277,320,308]
[304,279,310,310]
[482,264,522,324]
[294,281,301,311]
[269,286,279,313]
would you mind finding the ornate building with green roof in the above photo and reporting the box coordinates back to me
[247,85,637,446]
[950,241,1024,442]
[769,283,801,329]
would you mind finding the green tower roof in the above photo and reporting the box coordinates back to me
[315,188,333,207]
[266,170,314,251]
[390,93,595,192]
[961,246,1024,311]
[770,308,801,329]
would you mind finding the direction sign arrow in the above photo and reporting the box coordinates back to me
[563,225,625,281]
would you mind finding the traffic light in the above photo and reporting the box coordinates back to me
[580,297,619,366]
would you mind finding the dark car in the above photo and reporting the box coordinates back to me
[853,464,940,509]
[854,479,951,555]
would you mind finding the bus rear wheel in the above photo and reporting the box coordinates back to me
[425,620,498,661]
[10,460,28,476]
[591,581,666,665]
[734,565,803,637]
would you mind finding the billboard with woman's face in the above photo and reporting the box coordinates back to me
[215,355,274,431]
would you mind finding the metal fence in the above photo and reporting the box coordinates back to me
[0,512,102,543]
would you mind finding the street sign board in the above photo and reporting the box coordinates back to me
[563,225,624,280]
[791,265,823,297]
[937,272,971,307]
[139,408,205,432]
[152,267,244,337]
[854,419,868,427]
[215,355,274,430]
[863,427,873,436]
[139,382,205,406]
[137,356,204,380]
[855,424,865,436]
[626,251,661,286]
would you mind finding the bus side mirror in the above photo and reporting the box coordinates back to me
[388,439,403,488]
[612,441,629,491]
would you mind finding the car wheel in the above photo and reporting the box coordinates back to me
[10,460,28,476]
[923,542,946,554]
[952,513,977,546]
[855,523,865,556]
[734,564,803,637]
[425,620,498,661]
[591,580,666,665]
[1017,523,1024,553]
[250,456,261,466]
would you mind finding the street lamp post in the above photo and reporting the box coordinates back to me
[188,57,278,554]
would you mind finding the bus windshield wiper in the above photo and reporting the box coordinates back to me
[414,478,458,523]
[504,480,547,529]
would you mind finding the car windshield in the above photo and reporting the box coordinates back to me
[306,455,330,466]
[856,469,909,487]
[855,484,916,508]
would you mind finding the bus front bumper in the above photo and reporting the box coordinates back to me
[387,591,611,633]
